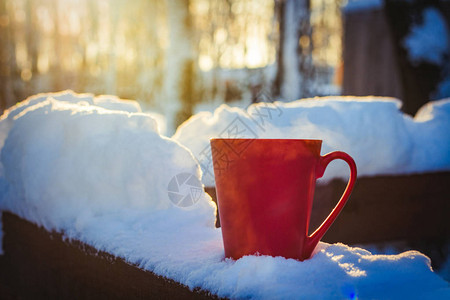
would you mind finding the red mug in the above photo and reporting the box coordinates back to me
[211,139,357,261]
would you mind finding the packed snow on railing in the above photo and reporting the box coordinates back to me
[0,91,449,299]
[174,96,450,186]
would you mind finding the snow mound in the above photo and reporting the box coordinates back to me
[0,90,142,150]
[343,0,383,13]
[0,93,216,230]
[173,97,450,186]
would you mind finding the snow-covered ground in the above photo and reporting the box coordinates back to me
[0,91,449,299]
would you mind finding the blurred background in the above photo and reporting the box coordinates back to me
[0,0,449,133]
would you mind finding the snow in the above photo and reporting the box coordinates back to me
[0,92,449,298]
[92,95,141,113]
[280,0,302,101]
[0,91,216,229]
[144,110,168,136]
[403,7,449,66]
[342,0,383,13]
[173,97,450,187]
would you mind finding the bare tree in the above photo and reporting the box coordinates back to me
[274,0,314,101]
[164,0,198,128]
[0,0,11,110]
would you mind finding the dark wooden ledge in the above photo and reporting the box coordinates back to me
[0,212,218,299]
[312,171,450,244]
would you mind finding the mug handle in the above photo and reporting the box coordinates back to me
[303,151,357,259]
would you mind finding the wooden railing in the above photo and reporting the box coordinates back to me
[0,172,448,297]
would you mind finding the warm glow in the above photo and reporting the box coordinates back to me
[310,0,343,67]
[6,0,341,73]
[1,0,343,109]
[191,0,276,70]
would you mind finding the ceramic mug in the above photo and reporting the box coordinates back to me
[211,139,357,260]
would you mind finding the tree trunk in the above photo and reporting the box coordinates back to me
[274,0,313,101]
[273,0,285,98]
[164,0,197,131]
[51,1,63,91]
[25,0,38,75]
[1,0,21,111]
[0,0,10,111]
